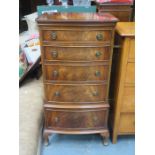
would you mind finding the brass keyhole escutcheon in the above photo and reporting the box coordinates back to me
[54,117,59,123]
[55,91,60,97]
[95,71,101,77]
[51,32,57,40]
[92,91,99,96]
[93,116,98,122]
[96,51,102,57]
[96,33,103,41]
[53,70,59,77]
[51,51,58,58]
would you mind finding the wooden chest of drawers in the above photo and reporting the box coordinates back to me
[36,13,118,146]
[95,2,133,22]
[110,22,135,143]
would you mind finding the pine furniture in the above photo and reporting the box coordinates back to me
[110,22,135,143]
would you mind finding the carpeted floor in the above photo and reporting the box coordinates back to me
[42,134,135,155]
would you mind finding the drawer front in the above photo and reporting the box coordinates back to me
[44,64,109,81]
[44,46,111,61]
[45,108,108,130]
[45,84,107,102]
[121,87,135,113]
[42,30,112,42]
[125,63,135,84]
[119,113,135,133]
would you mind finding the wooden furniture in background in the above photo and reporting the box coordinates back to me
[110,22,135,143]
[95,2,133,21]
[36,13,118,146]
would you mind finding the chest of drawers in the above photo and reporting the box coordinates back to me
[95,2,133,22]
[110,22,135,143]
[36,13,118,146]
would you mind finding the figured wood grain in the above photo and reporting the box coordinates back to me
[45,108,109,130]
[37,13,118,145]
[44,64,109,81]
[45,83,107,102]
[36,13,118,24]
[42,30,112,42]
[44,46,111,62]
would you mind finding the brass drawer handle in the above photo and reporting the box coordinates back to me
[51,32,57,40]
[51,51,58,58]
[96,51,102,57]
[96,33,103,41]
[92,91,99,96]
[95,71,101,77]
[54,117,59,123]
[53,70,59,77]
[55,91,60,97]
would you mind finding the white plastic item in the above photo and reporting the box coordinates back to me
[24,45,41,64]
[24,12,38,34]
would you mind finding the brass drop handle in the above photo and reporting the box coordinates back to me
[51,51,58,58]
[53,70,59,77]
[96,51,102,57]
[92,91,99,96]
[55,91,60,97]
[51,32,57,40]
[54,117,59,123]
[95,71,101,77]
[96,33,103,41]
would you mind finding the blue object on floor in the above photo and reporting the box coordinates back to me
[41,134,135,155]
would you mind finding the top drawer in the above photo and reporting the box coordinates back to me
[42,30,112,42]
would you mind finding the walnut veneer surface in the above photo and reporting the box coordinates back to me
[110,22,135,143]
[36,13,118,146]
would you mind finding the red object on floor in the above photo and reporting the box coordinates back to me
[96,0,133,4]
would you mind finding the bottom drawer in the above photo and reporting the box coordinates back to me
[119,113,135,133]
[45,108,109,130]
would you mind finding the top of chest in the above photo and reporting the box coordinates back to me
[36,13,118,25]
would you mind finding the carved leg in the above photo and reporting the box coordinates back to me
[43,132,49,146]
[100,131,110,146]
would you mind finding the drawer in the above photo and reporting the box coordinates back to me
[42,30,112,42]
[125,63,135,84]
[44,46,111,61]
[44,64,109,81]
[121,87,135,113]
[45,108,109,130]
[119,113,135,133]
[45,83,107,102]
